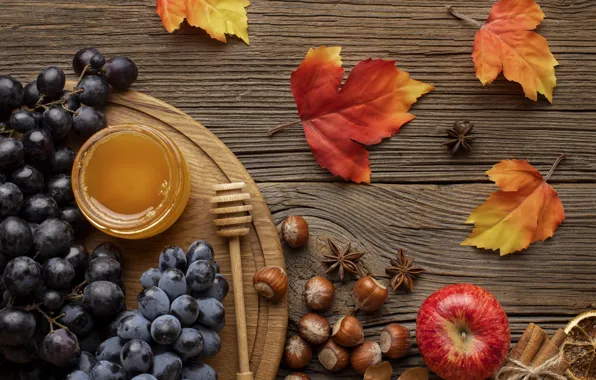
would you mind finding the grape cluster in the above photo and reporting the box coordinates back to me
[0,241,126,379]
[64,241,228,380]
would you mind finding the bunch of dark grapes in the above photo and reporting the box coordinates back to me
[64,241,228,380]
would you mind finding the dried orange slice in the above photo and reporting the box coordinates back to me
[563,311,596,380]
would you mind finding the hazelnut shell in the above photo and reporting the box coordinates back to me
[284,335,312,369]
[380,323,411,359]
[298,313,330,345]
[350,341,382,375]
[318,339,350,372]
[352,276,388,312]
[253,266,288,303]
[331,315,364,347]
[281,216,309,248]
[303,276,335,311]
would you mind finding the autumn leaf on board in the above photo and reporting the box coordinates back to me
[448,0,558,102]
[156,0,250,45]
[271,46,434,183]
[462,156,566,256]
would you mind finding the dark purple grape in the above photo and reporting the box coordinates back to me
[90,242,122,263]
[193,273,229,302]
[150,352,182,380]
[22,129,53,164]
[0,182,23,217]
[37,67,65,99]
[89,360,126,380]
[9,110,37,133]
[0,308,36,346]
[0,75,23,112]
[64,243,89,276]
[158,268,187,301]
[186,240,214,264]
[60,205,89,235]
[212,261,220,273]
[51,146,76,174]
[59,303,93,337]
[140,267,161,288]
[11,165,44,195]
[137,286,170,321]
[76,351,97,374]
[42,257,75,289]
[95,336,125,363]
[42,329,80,367]
[34,218,74,258]
[0,216,33,256]
[104,56,138,90]
[186,259,215,292]
[193,325,221,358]
[58,90,81,112]
[83,281,124,317]
[46,174,74,206]
[73,48,102,76]
[42,106,72,141]
[120,339,153,374]
[170,295,199,326]
[20,194,59,223]
[90,54,105,70]
[85,256,121,283]
[0,138,24,172]
[159,245,187,272]
[79,330,102,353]
[72,105,106,139]
[23,81,40,109]
[196,298,225,332]
[172,327,203,359]
[3,256,41,296]
[1,340,37,363]
[181,361,217,380]
[117,313,152,343]
[151,314,181,345]
[76,75,110,107]
[42,289,63,311]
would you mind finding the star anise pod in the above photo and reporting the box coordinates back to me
[321,238,365,281]
[443,120,474,155]
[385,249,425,292]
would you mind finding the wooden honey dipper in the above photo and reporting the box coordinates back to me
[211,182,254,380]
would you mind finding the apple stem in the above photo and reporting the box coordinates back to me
[460,331,467,342]
[544,154,567,182]
[446,5,482,28]
[267,120,302,136]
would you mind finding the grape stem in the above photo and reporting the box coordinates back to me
[75,65,91,88]
[35,307,68,333]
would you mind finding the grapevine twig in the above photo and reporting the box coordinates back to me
[267,120,302,136]
[544,154,567,182]
[446,5,482,27]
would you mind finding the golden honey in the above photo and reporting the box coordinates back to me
[72,124,190,239]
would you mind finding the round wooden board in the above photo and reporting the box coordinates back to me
[82,88,288,380]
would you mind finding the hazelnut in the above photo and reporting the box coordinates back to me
[281,216,309,248]
[318,339,350,372]
[364,361,393,380]
[298,313,330,345]
[284,335,312,369]
[380,324,411,359]
[284,373,311,380]
[352,276,388,312]
[331,315,364,347]
[304,276,334,311]
[350,340,382,375]
[253,266,288,303]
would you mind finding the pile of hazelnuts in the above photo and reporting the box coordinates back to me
[250,216,414,379]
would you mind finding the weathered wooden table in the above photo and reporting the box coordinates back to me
[1,0,594,378]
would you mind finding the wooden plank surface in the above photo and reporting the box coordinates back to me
[0,0,594,378]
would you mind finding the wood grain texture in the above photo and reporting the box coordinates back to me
[0,0,594,378]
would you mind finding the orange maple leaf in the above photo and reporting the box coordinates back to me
[281,46,433,183]
[448,0,558,102]
[156,0,250,44]
[462,157,566,256]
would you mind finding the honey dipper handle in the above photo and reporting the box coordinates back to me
[229,236,253,380]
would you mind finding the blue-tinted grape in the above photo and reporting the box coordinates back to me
[90,54,105,70]
[76,351,97,374]
[150,352,183,380]
[181,361,217,380]
[0,216,33,256]
[95,336,125,363]
[172,328,203,359]
[11,165,44,195]
[186,260,215,292]
[34,218,73,258]
[158,268,187,301]
[131,375,157,380]
[79,330,102,353]
[196,298,225,332]
[170,295,199,326]
[159,245,187,272]
[0,182,23,217]
[0,75,23,112]
[186,240,214,264]
[109,310,135,336]
[42,106,72,141]
[151,315,181,345]
[193,273,229,302]
[90,242,122,263]
[37,67,65,99]
[83,281,124,317]
[60,205,90,235]
[20,194,59,223]
[137,286,170,321]
[66,370,89,380]
[73,48,102,76]
[41,328,80,367]
[104,56,138,90]
[120,339,153,373]
[140,268,161,288]
[46,174,74,206]
[85,256,121,283]
[0,138,24,172]
[89,360,126,380]
[23,81,40,109]
[3,256,41,295]
[117,313,152,343]
[51,146,76,174]
[0,308,35,346]
[22,129,53,164]
[76,75,110,107]
[59,304,93,336]
[43,257,75,289]
[193,325,221,358]
[9,110,37,133]
[64,243,89,276]
[42,289,63,310]
[72,105,107,139]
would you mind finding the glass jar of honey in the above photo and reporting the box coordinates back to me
[72,124,191,239]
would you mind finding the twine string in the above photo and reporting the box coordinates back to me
[496,354,567,380]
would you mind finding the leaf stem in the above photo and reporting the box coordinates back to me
[544,154,567,182]
[267,120,302,136]
[446,5,482,28]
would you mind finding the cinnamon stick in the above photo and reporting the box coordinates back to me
[531,328,568,372]
[550,329,567,348]
[509,323,548,365]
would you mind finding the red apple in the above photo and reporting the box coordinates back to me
[416,284,510,380]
